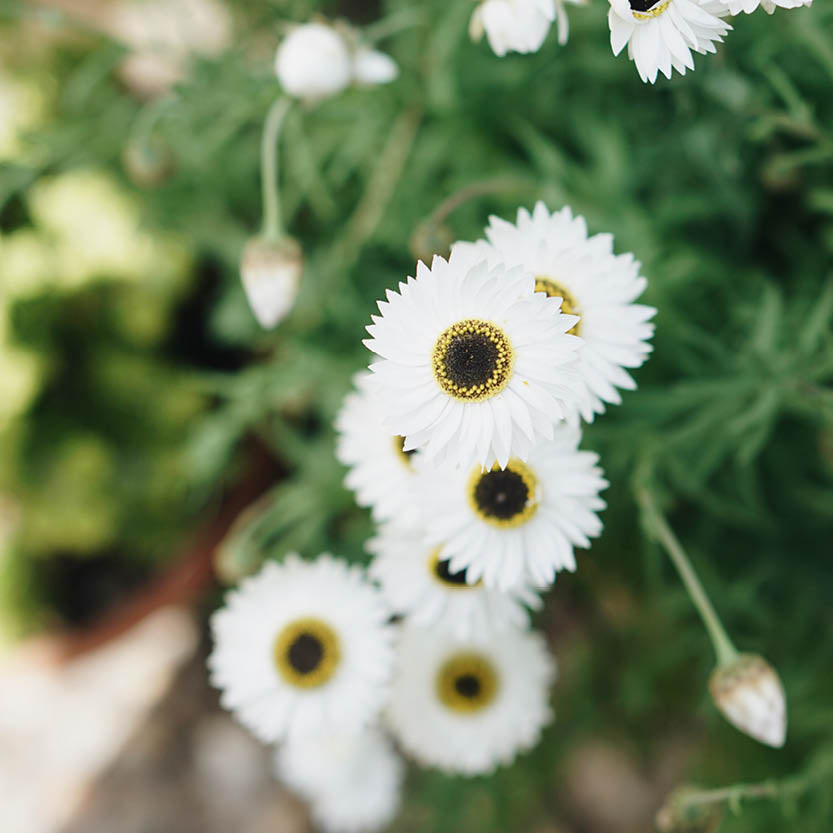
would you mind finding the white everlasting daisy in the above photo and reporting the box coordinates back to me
[718,0,810,13]
[208,555,394,743]
[469,0,554,56]
[607,0,731,84]
[276,726,404,833]
[418,425,607,590]
[386,625,555,775]
[335,371,422,529]
[364,254,584,471]
[368,524,541,640]
[453,203,656,421]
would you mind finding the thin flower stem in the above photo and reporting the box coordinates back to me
[677,769,824,811]
[636,485,739,668]
[363,8,427,43]
[261,96,292,241]
[428,176,533,229]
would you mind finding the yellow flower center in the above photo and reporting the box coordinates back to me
[534,277,581,336]
[630,0,672,20]
[273,617,341,689]
[436,652,500,713]
[432,319,514,402]
[467,459,539,528]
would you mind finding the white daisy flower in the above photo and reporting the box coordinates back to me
[276,726,404,833]
[386,625,555,775]
[719,0,810,13]
[368,523,542,640]
[275,22,398,102]
[418,425,607,590]
[607,0,731,84]
[453,203,656,421]
[364,254,584,471]
[208,555,394,743]
[335,371,422,529]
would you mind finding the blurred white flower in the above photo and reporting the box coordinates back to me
[469,0,555,56]
[368,523,542,640]
[607,0,731,84]
[275,22,398,102]
[453,202,656,421]
[719,0,811,12]
[386,625,555,775]
[208,555,395,743]
[709,654,787,748]
[240,237,303,329]
[335,371,423,529]
[276,726,404,833]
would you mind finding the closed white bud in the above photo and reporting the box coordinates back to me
[240,237,303,329]
[470,0,555,57]
[275,22,398,102]
[709,654,787,748]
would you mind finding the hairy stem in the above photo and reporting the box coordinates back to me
[261,96,292,240]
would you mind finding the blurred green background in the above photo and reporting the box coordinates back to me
[1,0,832,831]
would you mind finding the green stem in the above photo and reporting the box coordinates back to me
[363,8,426,42]
[636,485,739,668]
[261,96,292,241]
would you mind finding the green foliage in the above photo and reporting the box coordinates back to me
[1,0,832,829]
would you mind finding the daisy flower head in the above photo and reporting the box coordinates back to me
[335,371,422,529]
[368,523,542,641]
[418,424,607,590]
[276,726,404,833]
[364,253,584,471]
[386,625,555,775]
[607,0,731,84]
[453,203,656,421]
[208,555,394,743]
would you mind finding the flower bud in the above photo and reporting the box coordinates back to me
[709,654,786,748]
[122,136,174,188]
[240,237,303,329]
[656,785,723,833]
[275,23,353,101]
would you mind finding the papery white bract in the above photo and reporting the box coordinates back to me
[386,625,555,775]
[470,0,555,56]
[276,726,404,833]
[419,424,607,590]
[607,0,731,84]
[208,555,394,742]
[240,237,303,329]
[453,202,655,420]
[719,0,810,12]
[368,523,541,640]
[275,22,398,101]
[335,371,422,529]
[364,253,584,471]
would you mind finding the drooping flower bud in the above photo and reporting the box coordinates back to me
[122,136,174,188]
[709,653,787,748]
[274,21,398,102]
[240,237,303,329]
[656,785,724,833]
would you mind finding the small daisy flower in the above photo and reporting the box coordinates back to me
[368,523,542,640]
[275,22,398,102]
[453,203,656,421]
[240,237,303,329]
[364,254,584,471]
[419,425,607,590]
[208,555,394,742]
[276,726,404,833]
[607,0,731,84]
[718,0,810,13]
[386,625,555,775]
[335,371,422,529]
